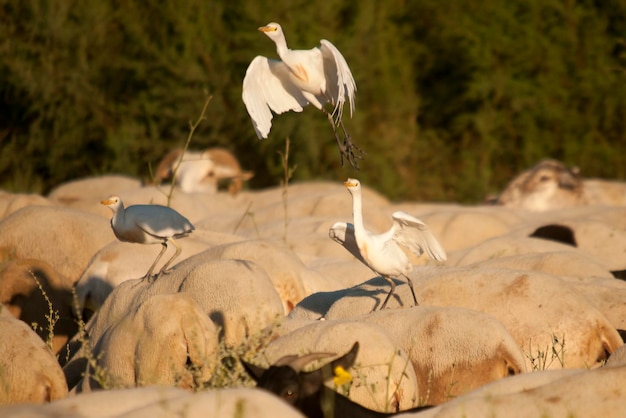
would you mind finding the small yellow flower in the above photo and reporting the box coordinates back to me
[333,365,353,387]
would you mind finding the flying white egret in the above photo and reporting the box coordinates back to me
[242,22,362,168]
[101,196,195,281]
[331,178,447,310]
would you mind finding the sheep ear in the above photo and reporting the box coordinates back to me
[241,361,266,382]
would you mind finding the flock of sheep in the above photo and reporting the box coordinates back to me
[0,154,626,417]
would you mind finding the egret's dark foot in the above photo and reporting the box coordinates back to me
[376,276,395,311]
[155,268,174,281]
[405,275,419,307]
[326,111,365,169]
[339,134,366,170]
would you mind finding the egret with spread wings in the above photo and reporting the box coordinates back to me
[331,178,447,310]
[242,22,362,168]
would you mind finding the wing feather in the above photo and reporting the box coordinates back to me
[319,40,356,121]
[391,211,447,261]
[329,221,366,264]
[128,207,194,239]
[242,56,310,139]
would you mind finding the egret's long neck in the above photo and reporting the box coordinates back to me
[351,189,366,238]
[273,35,290,61]
[112,204,125,226]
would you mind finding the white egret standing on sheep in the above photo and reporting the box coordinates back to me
[242,22,361,168]
[330,178,447,310]
[101,196,194,281]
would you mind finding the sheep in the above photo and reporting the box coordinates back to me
[0,304,68,404]
[0,205,116,283]
[398,365,626,418]
[460,250,614,280]
[243,342,432,418]
[495,159,626,211]
[284,305,526,405]
[449,233,597,268]
[73,293,219,392]
[409,206,528,252]
[0,191,54,220]
[255,319,420,412]
[153,147,253,195]
[0,386,306,418]
[0,258,77,354]
[48,174,142,205]
[74,229,243,314]
[299,267,623,370]
[197,239,310,313]
[582,178,626,206]
[63,257,285,390]
[495,159,586,211]
[450,208,626,271]
[361,306,527,405]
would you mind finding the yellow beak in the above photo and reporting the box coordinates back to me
[258,25,276,33]
[100,198,113,205]
[344,179,356,187]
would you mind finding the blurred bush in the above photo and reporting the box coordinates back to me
[1,0,625,202]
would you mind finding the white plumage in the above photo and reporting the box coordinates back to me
[101,196,194,280]
[330,178,447,310]
[242,22,361,168]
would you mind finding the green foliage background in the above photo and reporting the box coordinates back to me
[1,0,625,202]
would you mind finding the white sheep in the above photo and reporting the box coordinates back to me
[361,306,527,405]
[0,305,68,404]
[0,386,306,418]
[64,257,285,391]
[255,317,421,413]
[0,191,54,220]
[397,365,626,418]
[299,266,623,370]
[74,293,219,392]
[74,230,243,313]
[0,205,116,283]
[407,205,528,253]
[197,239,310,313]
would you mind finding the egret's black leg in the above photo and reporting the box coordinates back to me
[378,276,396,311]
[403,274,419,307]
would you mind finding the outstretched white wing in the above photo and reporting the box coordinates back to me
[329,221,366,264]
[242,56,310,139]
[391,211,447,261]
[319,40,356,121]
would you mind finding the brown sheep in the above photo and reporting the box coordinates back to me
[0,259,77,354]
[153,147,253,195]
[0,305,68,404]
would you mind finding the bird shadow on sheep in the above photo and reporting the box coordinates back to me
[293,276,414,317]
